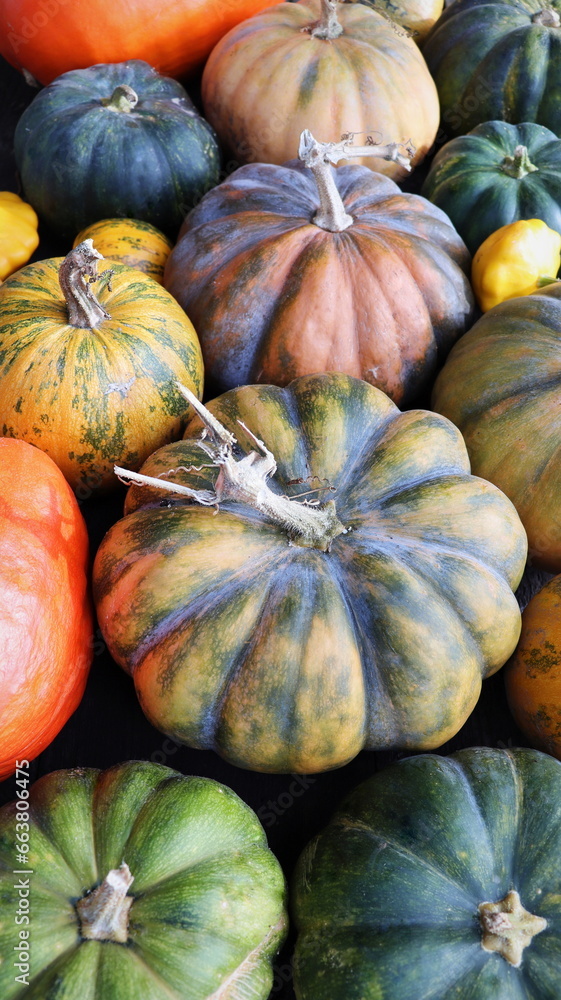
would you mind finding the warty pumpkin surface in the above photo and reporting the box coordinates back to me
[0,761,288,998]
[163,152,474,406]
[292,747,561,998]
[431,282,561,572]
[0,242,204,494]
[201,0,439,179]
[93,373,527,774]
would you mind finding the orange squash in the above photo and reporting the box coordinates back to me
[0,438,93,780]
[73,219,173,285]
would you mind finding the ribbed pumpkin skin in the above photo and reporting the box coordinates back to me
[431,283,561,572]
[201,0,439,179]
[345,0,444,42]
[14,60,221,239]
[422,121,561,254]
[505,575,561,758]
[423,0,561,138]
[292,747,561,999]
[93,374,526,774]
[0,440,92,780]
[73,219,173,284]
[0,258,204,493]
[0,762,288,1000]
[164,161,474,406]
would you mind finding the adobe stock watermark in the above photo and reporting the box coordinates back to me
[257,774,317,828]
[11,760,33,987]
[6,0,72,55]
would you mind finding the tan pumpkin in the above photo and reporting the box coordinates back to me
[344,0,444,43]
[201,0,440,180]
[73,218,173,284]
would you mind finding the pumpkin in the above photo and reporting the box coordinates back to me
[344,0,444,42]
[471,219,561,312]
[421,121,561,255]
[93,373,526,774]
[163,131,474,406]
[0,241,204,494]
[14,60,221,239]
[431,282,561,572]
[201,0,439,179]
[0,761,288,998]
[0,438,93,781]
[505,575,561,758]
[0,0,281,86]
[422,0,561,139]
[292,746,561,998]
[73,219,173,285]
[0,192,39,280]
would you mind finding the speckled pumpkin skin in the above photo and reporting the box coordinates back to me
[73,219,173,284]
[164,160,474,406]
[345,0,444,43]
[505,575,561,758]
[93,374,527,774]
[292,747,561,999]
[431,283,561,572]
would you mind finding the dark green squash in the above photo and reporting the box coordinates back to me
[0,761,288,999]
[422,120,561,254]
[292,747,561,999]
[14,60,221,239]
[422,0,561,138]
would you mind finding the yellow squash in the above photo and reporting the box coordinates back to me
[0,191,39,280]
[472,219,561,312]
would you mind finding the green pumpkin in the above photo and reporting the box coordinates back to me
[421,121,561,254]
[0,761,288,1000]
[422,0,561,138]
[14,60,221,238]
[431,283,561,573]
[93,373,527,774]
[292,747,561,999]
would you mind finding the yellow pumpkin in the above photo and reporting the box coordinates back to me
[0,191,39,280]
[73,218,173,284]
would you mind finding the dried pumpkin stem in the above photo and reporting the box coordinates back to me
[76,863,134,944]
[532,7,560,26]
[58,240,111,329]
[102,84,139,113]
[478,890,547,967]
[115,383,348,552]
[501,145,538,179]
[298,129,414,232]
[310,0,343,39]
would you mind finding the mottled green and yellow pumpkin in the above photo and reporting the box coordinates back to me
[431,282,561,572]
[0,761,288,999]
[73,219,173,285]
[93,373,526,774]
[292,747,561,998]
[0,241,203,494]
[201,0,439,179]
[345,0,444,42]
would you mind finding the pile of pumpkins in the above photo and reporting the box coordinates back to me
[2,0,561,996]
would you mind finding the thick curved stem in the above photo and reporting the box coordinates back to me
[116,383,348,552]
[102,84,139,113]
[58,240,111,329]
[298,129,414,232]
[310,0,343,39]
[532,7,560,25]
[479,890,547,967]
[76,863,134,943]
[501,145,538,178]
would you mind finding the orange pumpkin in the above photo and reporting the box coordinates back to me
[0,0,280,85]
[0,438,93,780]
[73,219,173,285]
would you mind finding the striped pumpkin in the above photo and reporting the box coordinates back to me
[93,373,527,774]
[73,219,173,285]
[0,242,203,494]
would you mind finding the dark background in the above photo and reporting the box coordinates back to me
[0,52,547,999]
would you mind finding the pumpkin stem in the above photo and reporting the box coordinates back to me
[478,890,547,967]
[531,7,560,25]
[308,0,344,39]
[76,863,134,944]
[59,240,112,329]
[298,129,414,233]
[102,84,139,113]
[115,383,348,552]
[501,145,539,178]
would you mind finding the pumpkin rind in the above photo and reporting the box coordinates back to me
[292,747,561,998]
[431,283,561,572]
[344,0,444,42]
[0,439,93,779]
[0,761,288,999]
[73,219,173,284]
[93,374,526,774]
[0,255,204,493]
[201,0,440,179]
[164,159,474,405]
[421,120,561,254]
[14,60,221,239]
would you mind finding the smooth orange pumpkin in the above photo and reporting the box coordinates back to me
[0,0,280,85]
[0,438,93,781]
